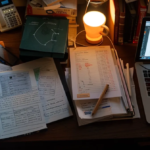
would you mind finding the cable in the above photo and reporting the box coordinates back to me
[68,30,104,49]
[85,0,90,14]
[106,35,116,50]
[105,35,119,59]
[68,0,109,49]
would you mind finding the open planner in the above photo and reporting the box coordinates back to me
[69,46,140,126]
[0,58,73,139]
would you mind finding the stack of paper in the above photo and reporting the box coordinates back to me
[42,0,79,47]
[43,0,63,7]
[0,58,73,139]
[68,46,140,126]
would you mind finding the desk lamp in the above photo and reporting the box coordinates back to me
[83,0,109,44]
[83,11,109,44]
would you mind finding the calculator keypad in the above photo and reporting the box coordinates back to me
[2,6,21,28]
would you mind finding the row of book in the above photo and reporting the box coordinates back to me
[108,0,149,45]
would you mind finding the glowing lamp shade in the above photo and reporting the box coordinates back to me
[83,11,109,44]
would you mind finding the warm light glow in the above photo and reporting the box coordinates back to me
[83,11,109,44]
[83,11,106,27]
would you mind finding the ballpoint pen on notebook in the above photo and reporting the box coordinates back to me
[114,49,134,115]
[92,84,109,116]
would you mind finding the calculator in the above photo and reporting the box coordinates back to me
[0,0,22,32]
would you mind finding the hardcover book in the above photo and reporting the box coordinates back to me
[133,0,147,43]
[118,0,126,45]
[20,16,68,59]
[124,2,137,43]
[114,0,120,44]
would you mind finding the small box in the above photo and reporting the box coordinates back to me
[26,0,77,17]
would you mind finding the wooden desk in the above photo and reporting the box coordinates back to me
[0,5,150,149]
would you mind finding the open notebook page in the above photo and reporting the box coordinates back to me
[0,69,47,139]
[70,46,122,100]
[12,57,73,124]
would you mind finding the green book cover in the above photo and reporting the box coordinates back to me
[20,16,68,58]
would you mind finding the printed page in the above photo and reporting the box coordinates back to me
[70,46,122,100]
[12,58,73,124]
[75,97,126,119]
[75,99,112,119]
[0,70,47,139]
[0,63,12,71]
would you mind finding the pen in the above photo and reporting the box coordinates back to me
[92,84,109,116]
[114,50,133,113]
[120,59,125,76]
[119,60,129,110]
[126,63,132,96]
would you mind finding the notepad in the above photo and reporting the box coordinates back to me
[70,46,122,100]
[65,66,140,126]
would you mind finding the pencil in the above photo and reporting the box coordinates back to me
[92,84,109,116]
[126,63,132,96]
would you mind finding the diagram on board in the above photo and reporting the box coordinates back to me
[33,22,63,46]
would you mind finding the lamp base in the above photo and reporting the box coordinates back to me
[86,35,102,44]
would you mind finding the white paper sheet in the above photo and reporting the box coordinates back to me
[75,97,126,119]
[0,63,11,72]
[0,70,47,139]
[70,46,122,100]
[12,58,73,124]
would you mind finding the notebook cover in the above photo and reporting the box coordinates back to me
[20,16,68,58]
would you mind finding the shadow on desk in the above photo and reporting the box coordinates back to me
[0,140,149,150]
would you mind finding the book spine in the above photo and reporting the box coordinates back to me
[132,1,138,43]
[148,0,150,14]
[133,0,147,43]
[114,0,120,44]
[26,4,77,17]
[124,2,136,43]
[118,12,125,44]
[67,17,76,24]
[128,15,136,42]
[50,8,77,17]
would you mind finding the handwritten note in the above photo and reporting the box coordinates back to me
[70,46,122,100]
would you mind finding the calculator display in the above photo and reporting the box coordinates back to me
[0,0,12,7]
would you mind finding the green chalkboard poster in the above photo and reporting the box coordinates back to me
[20,16,68,58]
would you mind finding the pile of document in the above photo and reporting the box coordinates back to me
[0,58,73,139]
[42,0,79,47]
[66,46,140,126]
[28,0,79,47]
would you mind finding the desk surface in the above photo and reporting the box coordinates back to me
[0,5,150,143]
